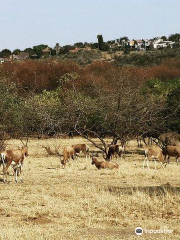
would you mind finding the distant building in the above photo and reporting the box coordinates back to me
[0,58,5,63]
[153,38,175,49]
[0,57,11,63]
[11,52,29,60]
[136,40,145,50]
[130,40,135,47]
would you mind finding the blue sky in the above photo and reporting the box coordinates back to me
[0,0,180,51]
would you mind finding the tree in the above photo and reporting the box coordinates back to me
[24,48,35,55]
[13,49,21,55]
[54,43,61,55]
[120,36,129,45]
[161,36,167,41]
[166,81,180,133]
[60,45,74,54]
[97,35,110,51]
[0,49,11,58]
[97,35,104,50]
[124,45,131,54]
[169,33,180,42]
[49,48,56,56]
[59,70,166,159]
[74,42,84,48]
[34,45,48,57]
[90,43,98,49]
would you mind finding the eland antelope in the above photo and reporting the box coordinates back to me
[0,146,28,182]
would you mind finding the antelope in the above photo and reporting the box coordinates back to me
[106,144,124,160]
[143,145,165,169]
[1,146,28,182]
[61,146,75,168]
[163,146,180,165]
[91,156,119,170]
[72,144,90,160]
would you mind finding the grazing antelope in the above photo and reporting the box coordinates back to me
[143,145,165,169]
[91,156,119,170]
[72,144,90,160]
[106,144,124,160]
[0,146,28,182]
[163,146,180,165]
[61,146,75,168]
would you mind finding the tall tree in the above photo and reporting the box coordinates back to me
[97,35,104,50]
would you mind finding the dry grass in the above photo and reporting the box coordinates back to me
[0,138,179,240]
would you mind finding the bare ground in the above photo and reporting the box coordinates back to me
[0,138,179,240]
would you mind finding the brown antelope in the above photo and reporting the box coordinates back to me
[107,144,124,160]
[91,156,119,170]
[72,144,90,160]
[61,146,75,168]
[163,146,180,165]
[1,146,28,182]
[143,145,165,169]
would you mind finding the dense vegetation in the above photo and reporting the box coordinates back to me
[115,49,180,67]
[0,56,180,153]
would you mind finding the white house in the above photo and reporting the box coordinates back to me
[154,40,175,49]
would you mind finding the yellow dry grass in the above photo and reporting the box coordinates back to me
[0,138,179,240]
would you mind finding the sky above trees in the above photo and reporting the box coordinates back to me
[0,0,180,51]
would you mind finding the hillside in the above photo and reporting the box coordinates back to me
[55,48,180,66]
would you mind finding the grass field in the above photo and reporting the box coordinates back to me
[0,137,179,240]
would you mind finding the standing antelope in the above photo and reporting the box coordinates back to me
[143,145,165,169]
[1,146,28,182]
[163,146,180,165]
[72,144,90,160]
[107,144,124,160]
[61,146,75,168]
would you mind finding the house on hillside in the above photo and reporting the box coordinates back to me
[11,52,29,61]
[129,40,134,49]
[0,57,11,63]
[136,40,145,50]
[0,58,5,63]
[164,41,175,48]
[153,38,175,49]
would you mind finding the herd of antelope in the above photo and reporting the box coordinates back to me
[0,132,180,183]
